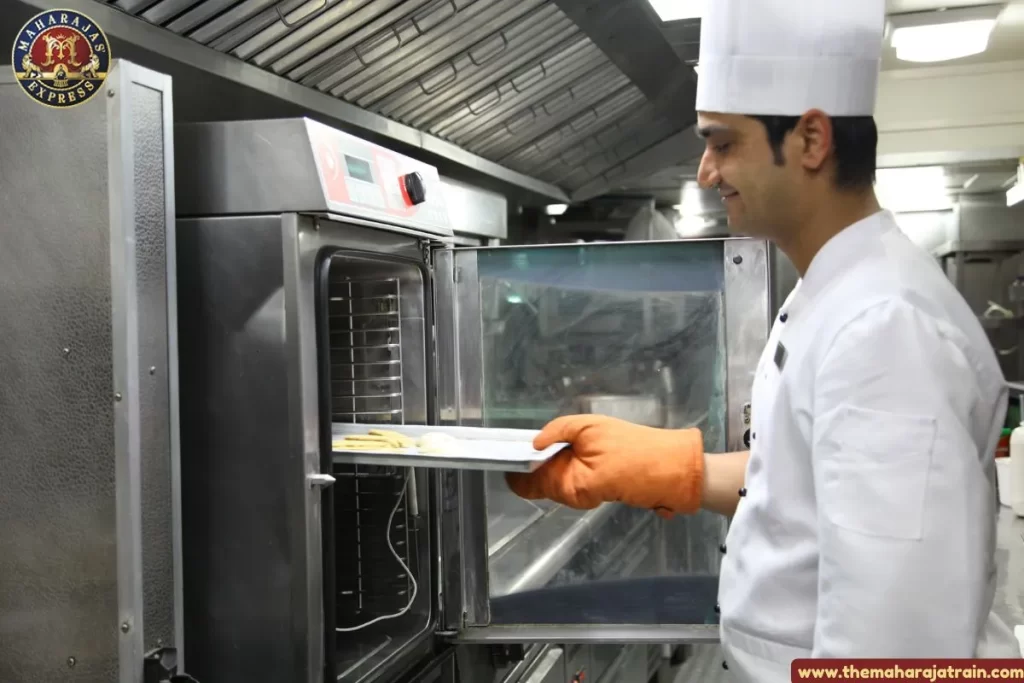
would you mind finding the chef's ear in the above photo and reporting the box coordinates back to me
[794,109,833,175]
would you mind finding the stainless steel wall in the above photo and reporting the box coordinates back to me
[0,61,182,683]
[896,196,1024,379]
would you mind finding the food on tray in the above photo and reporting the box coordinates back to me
[333,429,416,451]
[417,432,461,455]
[333,429,464,455]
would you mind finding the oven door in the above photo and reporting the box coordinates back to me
[430,237,770,645]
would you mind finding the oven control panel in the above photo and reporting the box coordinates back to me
[306,119,453,237]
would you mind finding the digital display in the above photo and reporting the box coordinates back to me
[344,154,375,184]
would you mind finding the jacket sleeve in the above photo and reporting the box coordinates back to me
[810,297,1001,657]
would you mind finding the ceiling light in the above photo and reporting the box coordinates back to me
[675,183,709,216]
[887,5,1003,63]
[647,0,703,22]
[875,166,953,213]
[544,204,568,216]
[675,215,712,237]
[1007,159,1024,208]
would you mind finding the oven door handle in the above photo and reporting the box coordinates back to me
[307,473,337,489]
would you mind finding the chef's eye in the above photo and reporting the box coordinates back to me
[713,143,731,154]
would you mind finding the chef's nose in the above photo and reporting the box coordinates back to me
[697,148,720,189]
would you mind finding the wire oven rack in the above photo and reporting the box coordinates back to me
[329,276,405,424]
[328,274,415,628]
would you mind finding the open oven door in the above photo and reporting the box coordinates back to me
[429,237,771,645]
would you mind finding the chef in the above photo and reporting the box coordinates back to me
[506,0,1022,677]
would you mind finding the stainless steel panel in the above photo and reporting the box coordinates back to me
[489,505,617,597]
[173,118,454,238]
[177,211,437,683]
[440,176,508,241]
[500,87,646,171]
[768,243,799,323]
[178,215,300,682]
[596,644,647,683]
[0,60,179,683]
[453,625,721,644]
[128,65,180,660]
[425,28,593,142]
[958,194,1024,245]
[0,66,119,683]
[522,646,564,683]
[723,239,770,452]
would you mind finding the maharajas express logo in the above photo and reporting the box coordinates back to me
[11,9,111,109]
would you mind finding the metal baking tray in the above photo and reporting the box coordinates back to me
[331,423,568,472]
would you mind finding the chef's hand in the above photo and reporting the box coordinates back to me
[505,414,705,515]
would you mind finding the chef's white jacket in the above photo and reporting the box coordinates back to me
[718,210,1021,680]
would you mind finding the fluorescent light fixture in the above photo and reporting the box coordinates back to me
[887,5,1002,63]
[544,203,568,216]
[1008,160,1024,207]
[675,182,708,215]
[675,215,712,237]
[875,166,953,213]
[1008,182,1024,207]
[647,0,703,22]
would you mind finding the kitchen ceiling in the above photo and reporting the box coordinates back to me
[1,0,1017,210]
[882,0,1024,69]
[615,0,1024,207]
[2,0,696,204]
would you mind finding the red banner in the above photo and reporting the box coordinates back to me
[792,659,1024,681]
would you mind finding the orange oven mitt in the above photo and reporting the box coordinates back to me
[505,414,705,515]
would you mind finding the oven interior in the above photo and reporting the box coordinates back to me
[319,250,434,683]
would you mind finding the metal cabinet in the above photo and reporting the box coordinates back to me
[0,61,185,683]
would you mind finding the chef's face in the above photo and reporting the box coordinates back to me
[695,112,805,239]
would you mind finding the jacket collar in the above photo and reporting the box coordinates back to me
[780,209,895,322]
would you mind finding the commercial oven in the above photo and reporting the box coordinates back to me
[173,118,770,683]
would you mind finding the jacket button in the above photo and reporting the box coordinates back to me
[738,487,747,497]
[719,543,727,554]
[714,603,721,614]
[722,661,729,670]
[780,312,788,322]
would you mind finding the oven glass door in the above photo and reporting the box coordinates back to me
[431,237,770,644]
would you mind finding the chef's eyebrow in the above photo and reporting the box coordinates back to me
[696,124,732,138]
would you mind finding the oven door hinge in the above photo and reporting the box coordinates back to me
[143,647,202,683]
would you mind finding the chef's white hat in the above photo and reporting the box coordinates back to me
[695,0,887,117]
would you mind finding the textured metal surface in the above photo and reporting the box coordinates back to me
[131,79,177,655]
[92,0,684,195]
[0,61,180,683]
[0,72,120,683]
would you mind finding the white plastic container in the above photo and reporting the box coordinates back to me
[997,458,1012,506]
[1010,422,1024,516]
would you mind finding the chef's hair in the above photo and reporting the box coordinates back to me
[750,115,877,191]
